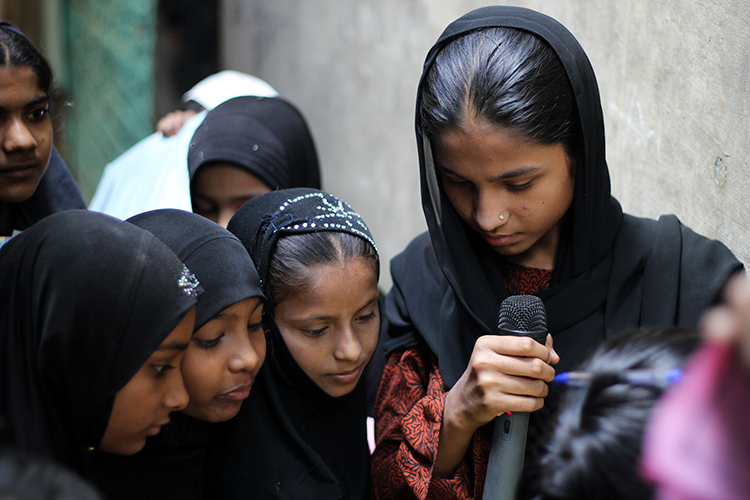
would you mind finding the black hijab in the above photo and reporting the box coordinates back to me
[128,209,263,331]
[90,209,263,500]
[203,188,377,500]
[187,96,321,191]
[0,210,199,474]
[387,5,741,431]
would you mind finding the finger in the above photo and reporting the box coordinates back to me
[545,333,560,365]
[477,334,551,361]
[700,307,739,344]
[472,349,556,383]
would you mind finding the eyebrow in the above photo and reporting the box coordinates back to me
[157,340,190,352]
[0,96,50,114]
[437,164,541,182]
[213,300,263,321]
[304,297,379,322]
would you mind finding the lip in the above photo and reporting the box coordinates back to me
[482,233,519,247]
[220,383,252,401]
[0,162,41,179]
[326,365,364,385]
[146,421,169,436]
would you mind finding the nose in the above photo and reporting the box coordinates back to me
[474,188,507,233]
[164,370,189,412]
[333,327,362,362]
[228,334,264,373]
[2,117,37,154]
[217,206,235,229]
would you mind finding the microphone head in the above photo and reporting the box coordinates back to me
[497,295,547,343]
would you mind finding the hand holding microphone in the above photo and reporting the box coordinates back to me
[435,296,557,482]
[483,295,549,500]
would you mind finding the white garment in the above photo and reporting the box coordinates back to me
[88,71,278,219]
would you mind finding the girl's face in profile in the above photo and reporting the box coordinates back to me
[274,256,380,398]
[98,308,194,455]
[433,116,575,270]
[0,66,53,204]
[180,296,266,422]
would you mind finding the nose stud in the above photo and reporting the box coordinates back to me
[499,214,505,220]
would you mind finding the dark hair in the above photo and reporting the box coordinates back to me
[0,24,54,96]
[267,231,379,305]
[420,27,579,158]
[524,326,701,500]
[0,450,102,500]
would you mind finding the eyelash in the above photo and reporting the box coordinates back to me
[194,334,224,349]
[304,327,327,338]
[27,107,49,122]
[507,181,534,192]
[153,364,176,377]
[357,311,377,322]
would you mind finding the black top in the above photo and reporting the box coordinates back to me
[3,146,86,234]
[0,210,199,476]
[203,188,377,500]
[90,209,264,500]
[385,5,742,447]
[187,96,321,190]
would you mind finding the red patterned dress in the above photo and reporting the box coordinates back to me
[372,262,552,499]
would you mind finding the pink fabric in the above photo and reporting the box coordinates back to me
[642,342,750,500]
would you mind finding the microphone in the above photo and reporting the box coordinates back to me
[482,295,548,500]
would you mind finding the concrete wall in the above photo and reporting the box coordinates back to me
[221,0,750,290]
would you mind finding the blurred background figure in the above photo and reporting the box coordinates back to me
[0,451,103,500]
[642,275,750,500]
[88,70,279,220]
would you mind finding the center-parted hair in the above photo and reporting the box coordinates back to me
[420,27,580,157]
[268,231,379,305]
[0,23,53,96]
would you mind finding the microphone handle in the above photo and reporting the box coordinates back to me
[483,411,529,500]
[483,329,546,500]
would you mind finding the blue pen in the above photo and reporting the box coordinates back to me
[553,368,683,388]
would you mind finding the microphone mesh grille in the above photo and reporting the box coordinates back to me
[497,295,547,333]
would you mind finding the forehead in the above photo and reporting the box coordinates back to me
[0,66,44,103]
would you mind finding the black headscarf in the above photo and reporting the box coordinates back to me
[0,210,199,475]
[187,96,321,191]
[386,5,741,442]
[203,188,377,500]
[127,209,263,330]
[90,209,263,500]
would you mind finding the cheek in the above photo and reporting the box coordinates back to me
[180,350,217,400]
[281,333,325,374]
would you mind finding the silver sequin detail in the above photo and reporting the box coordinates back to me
[177,264,200,297]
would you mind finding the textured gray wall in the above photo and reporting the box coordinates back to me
[221,0,750,290]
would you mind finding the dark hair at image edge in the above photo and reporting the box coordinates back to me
[267,231,379,305]
[0,23,53,96]
[420,26,580,158]
[524,326,701,500]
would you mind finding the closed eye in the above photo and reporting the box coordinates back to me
[193,334,224,349]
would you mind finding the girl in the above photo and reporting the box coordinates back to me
[188,96,321,227]
[90,209,266,500]
[203,188,380,500]
[373,6,742,499]
[0,22,84,238]
[0,210,197,478]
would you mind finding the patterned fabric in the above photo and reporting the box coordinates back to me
[372,265,548,500]
[496,258,553,295]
